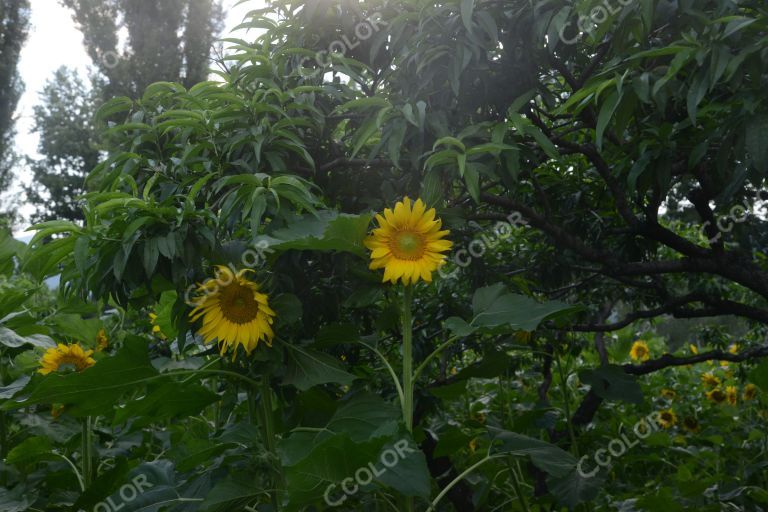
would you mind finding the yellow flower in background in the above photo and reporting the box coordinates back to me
[630,340,650,362]
[689,344,698,354]
[189,266,276,360]
[728,344,739,354]
[468,438,478,453]
[38,343,96,375]
[705,388,726,404]
[682,416,700,433]
[149,312,167,340]
[725,385,738,405]
[743,384,758,401]
[661,388,677,400]
[701,373,720,388]
[51,404,65,419]
[658,409,677,428]
[471,411,486,424]
[96,328,109,352]
[364,197,452,285]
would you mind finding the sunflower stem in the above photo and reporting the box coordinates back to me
[81,416,94,487]
[0,411,7,486]
[402,284,414,432]
[507,457,530,512]
[401,284,415,512]
[260,376,282,511]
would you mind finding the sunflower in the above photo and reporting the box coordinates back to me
[705,388,726,404]
[661,388,677,400]
[689,344,699,354]
[364,197,452,285]
[96,328,109,352]
[189,266,276,359]
[701,373,720,388]
[658,409,677,429]
[629,340,651,362]
[743,383,758,401]
[681,416,700,433]
[725,385,738,405]
[728,343,739,354]
[38,343,96,375]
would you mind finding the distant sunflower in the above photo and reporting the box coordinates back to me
[661,388,677,400]
[364,197,452,285]
[682,416,700,433]
[470,411,486,424]
[38,343,96,375]
[96,328,109,352]
[630,340,651,362]
[689,344,699,354]
[728,343,739,354]
[725,385,738,405]
[705,388,727,404]
[189,266,276,359]
[743,383,758,401]
[51,404,65,419]
[701,373,720,388]
[658,409,677,429]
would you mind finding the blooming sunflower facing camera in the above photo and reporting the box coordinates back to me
[743,383,758,401]
[658,409,677,429]
[705,388,727,404]
[661,388,676,400]
[38,343,96,375]
[189,266,276,360]
[701,373,720,388]
[629,340,650,362]
[365,197,452,285]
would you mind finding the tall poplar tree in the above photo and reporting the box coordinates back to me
[0,0,30,216]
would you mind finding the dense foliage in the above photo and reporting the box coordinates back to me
[25,0,225,222]
[1,0,767,511]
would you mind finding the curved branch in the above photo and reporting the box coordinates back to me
[623,343,768,375]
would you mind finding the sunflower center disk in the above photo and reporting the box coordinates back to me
[59,358,80,371]
[391,231,425,260]
[220,283,260,324]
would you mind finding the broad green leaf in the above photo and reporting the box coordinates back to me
[253,211,372,257]
[281,343,357,391]
[469,285,581,331]
[113,380,218,427]
[199,476,263,511]
[579,364,643,404]
[547,468,604,508]
[4,336,157,416]
[489,427,577,477]
[0,327,55,349]
[596,90,621,150]
[6,436,54,467]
